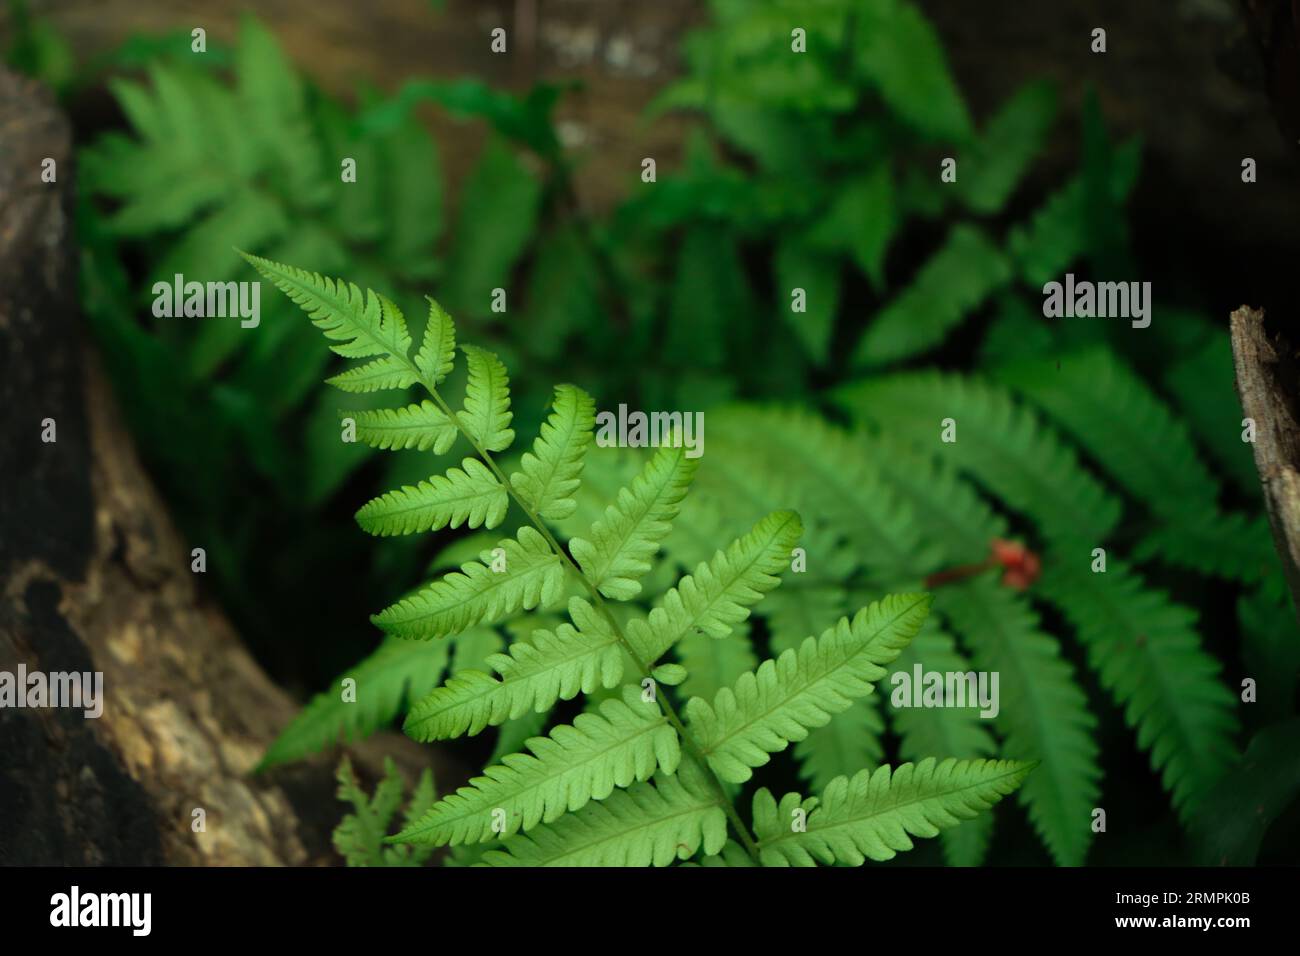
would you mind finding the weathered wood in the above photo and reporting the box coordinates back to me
[1231,306,1300,626]
[0,67,439,866]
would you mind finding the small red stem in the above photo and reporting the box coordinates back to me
[923,558,998,590]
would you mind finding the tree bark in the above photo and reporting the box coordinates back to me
[1231,306,1300,627]
[0,66,434,866]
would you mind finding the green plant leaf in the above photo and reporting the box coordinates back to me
[393,690,680,845]
[753,758,1031,866]
[688,594,930,783]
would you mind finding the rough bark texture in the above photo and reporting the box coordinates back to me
[1231,306,1300,625]
[0,67,436,866]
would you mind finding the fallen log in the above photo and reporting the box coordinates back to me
[0,66,437,866]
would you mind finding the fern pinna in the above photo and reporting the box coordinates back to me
[245,252,1031,866]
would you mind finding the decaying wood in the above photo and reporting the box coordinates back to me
[1231,305,1300,626]
[0,67,441,866]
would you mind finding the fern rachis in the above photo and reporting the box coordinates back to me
[250,253,1030,866]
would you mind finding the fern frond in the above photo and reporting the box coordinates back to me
[860,429,1006,562]
[355,458,507,536]
[373,526,565,640]
[571,445,698,600]
[677,619,757,702]
[852,226,1011,368]
[324,356,417,393]
[241,253,412,360]
[511,384,596,520]
[1136,511,1275,584]
[1164,333,1260,493]
[404,597,622,741]
[459,343,515,451]
[392,690,680,846]
[708,408,941,578]
[626,510,803,663]
[854,0,972,141]
[257,634,453,770]
[479,763,727,867]
[1006,140,1141,285]
[1038,558,1239,819]
[958,80,1056,214]
[939,578,1100,866]
[764,580,851,656]
[351,400,456,453]
[998,347,1218,515]
[695,841,757,867]
[837,371,1119,545]
[333,758,437,867]
[415,297,456,386]
[887,621,999,867]
[793,699,884,795]
[752,758,1032,867]
[688,593,931,783]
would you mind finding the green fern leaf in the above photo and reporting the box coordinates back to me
[853,225,1011,367]
[441,136,543,316]
[753,758,1032,867]
[859,429,1006,562]
[479,763,727,867]
[773,237,842,362]
[709,407,942,578]
[939,578,1100,866]
[404,597,622,741]
[793,699,884,795]
[677,619,758,702]
[626,510,803,663]
[355,458,508,536]
[1164,333,1260,493]
[765,582,850,656]
[1136,510,1276,584]
[570,445,698,600]
[393,690,680,846]
[1189,720,1300,866]
[688,593,931,783]
[853,0,972,141]
[333,758,437,867]
[373,526,565,640]
[1007,139,1141,285]
[511,384,596,520]
[1038,558,1239,819]
[258,635,453,770]
[696,841,757,867]
[958,80,1056,214]
[324,357,417,394]
[838,371,1119,545]
[415,297,456,386]
[491,710,551,766]
[242,253,412,360]
[459,343,515,451]
[350,400,456,453]
[998,347,1218,515]
[887,621,999,867]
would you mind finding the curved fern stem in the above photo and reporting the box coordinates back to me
[407,360,763,862]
